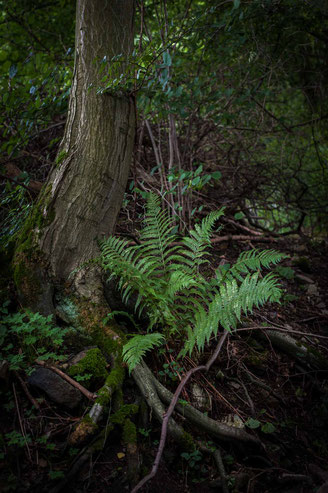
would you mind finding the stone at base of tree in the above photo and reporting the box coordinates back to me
[28,367,82,410]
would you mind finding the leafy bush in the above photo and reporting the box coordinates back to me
[0,302,67,372]
[100,193,287,371]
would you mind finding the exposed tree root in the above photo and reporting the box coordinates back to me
[258,329,328,371]
[132,363,233,493]
[198,442,229,493]
[132,362,187,444]
[131,331,260,492]
[69,352,124,446]
[147,364,259,444]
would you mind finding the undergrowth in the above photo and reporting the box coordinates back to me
[100,193,287,371]
[0,301,67,373]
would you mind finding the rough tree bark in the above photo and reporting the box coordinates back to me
[13,0,135,313]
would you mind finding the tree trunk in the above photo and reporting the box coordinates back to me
[14,0,135,312]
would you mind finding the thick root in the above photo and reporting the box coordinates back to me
[132,362,190,447]
[69,355,125,445]
[259,329,328,371]
[142,362,259,444]
[133,362,258,444]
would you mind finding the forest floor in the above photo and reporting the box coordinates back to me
[1,223,328,493]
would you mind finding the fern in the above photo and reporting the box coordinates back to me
[122,333,165,372]
[215,248,287,282]
[182,272,282,356]
[100,193,287,371]
[180,209,225,274]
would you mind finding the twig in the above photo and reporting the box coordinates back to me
[185,356,243,417]
[35,360,97,400]
[0,173,38,195]
[229,377,255,414]
[14,370,40,410]
[211,234,279,244]
[235,325,328,340]
[131,330,229,493]
[242,365,285,404]
[298,315,328,323]
[150,368,257,443]
[222,216,263,236]
[12,382,32,460]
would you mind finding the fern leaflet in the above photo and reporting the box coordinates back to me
[122,333,165,372]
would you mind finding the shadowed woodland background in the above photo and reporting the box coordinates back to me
[0,1,328,492]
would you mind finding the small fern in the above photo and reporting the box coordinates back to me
[100,193,287,371]
[122,333,165,372]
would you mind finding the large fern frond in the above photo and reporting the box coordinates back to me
[216,249,288,282]
[100,236,160,316]
[180,209,225,274]
[182,272,282,356]
[137,193,178,276]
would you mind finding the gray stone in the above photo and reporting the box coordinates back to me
[190,382,212,411]
[66,347,97,367]
[28,367,82,410]
[307,283,319,297]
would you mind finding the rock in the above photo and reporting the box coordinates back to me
[68,347,108,389]
[190,382,212,411]
[307,284,320,297]
[67,347,98,367]
[28,367,82,410]
[221,414,244,429]
[55,293,80,325]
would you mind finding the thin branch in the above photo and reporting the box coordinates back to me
[0,173,38,195]
[13,382,32,460]
[14,370,40,410]
[131,330,229,493]
[210,234,280,244]
[35,360,97,401]
[235,325,328,340]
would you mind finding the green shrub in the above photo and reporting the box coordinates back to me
[0,302,67,372]
[100,193,287,371]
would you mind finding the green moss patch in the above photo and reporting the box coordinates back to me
[111,404,138,427]
[122,418,137,445]
[69,348,108,388]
